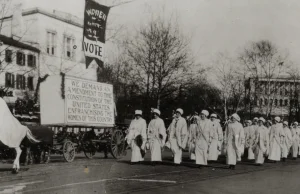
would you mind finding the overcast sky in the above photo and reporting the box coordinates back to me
[22,0,300,67]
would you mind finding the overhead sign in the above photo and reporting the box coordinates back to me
[83,0,110,68]
[64,76,114,127]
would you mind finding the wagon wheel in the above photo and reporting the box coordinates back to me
[83,141,96,159]
[63,140,76,162]
[110,130,125,159]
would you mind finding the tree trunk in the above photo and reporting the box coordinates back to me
[224,98,228,121]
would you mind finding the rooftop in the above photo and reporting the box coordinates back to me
[1,7,83,28]
[0,34,40,52]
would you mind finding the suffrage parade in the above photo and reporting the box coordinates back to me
[1,0,300,193]
[125,108,300,170]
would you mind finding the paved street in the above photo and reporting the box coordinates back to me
[0,150,300,194]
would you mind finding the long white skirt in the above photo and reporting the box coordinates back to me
[226,142,240,165]
[130,141,144,162]
[254,147,265,164]
[268,140,281,161]
[247,147,255,160]
[281,143,290,158]
[149,138,162,161]
[195,139,209,165]
[208,139,219,161]
[292,140,298,158]
[170,138,182,164]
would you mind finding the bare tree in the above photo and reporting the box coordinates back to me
[213,52,245,120]
[239,40,288,117]
[125,16,194,110]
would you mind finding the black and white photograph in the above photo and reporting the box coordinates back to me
[0,0,299,193]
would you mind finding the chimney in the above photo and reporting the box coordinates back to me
[11,1,24,40]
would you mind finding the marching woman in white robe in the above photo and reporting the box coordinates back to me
[224,113,245,170]
[167,108,188,165]
[291,122,299,160]
[147,109,167,165]
[268,117,284,162]
[208,113,223,161]
[195,110,213,167]
[282,121,292,162]
[244,120,256,160]
[126,110,147,164]
[253,117,269,165]
[188,112,199,160]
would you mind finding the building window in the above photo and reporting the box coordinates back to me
[16,52,25,66]
[265,99,268,105]
[27,76,34,91]
[64,36,75,59]
[279,99,283,106]
[270,99,273,106]
[285,88,289,96]
[5,73,14,88]
[5,50,12,63]
[47,31,56,55]
[284,99,288,106]
[279,89,283,95]
[260,98,263,106]
[27,54,36,67]
[291,99,294,106]
[274,99,278,106]
[16,74,26,90]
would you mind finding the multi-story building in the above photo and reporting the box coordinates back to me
[1,5,97,81]
[245,76,300,120]
[0,34,39,107]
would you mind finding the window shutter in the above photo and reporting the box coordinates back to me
[27,55,31,67]
[33,56,36,67]
[11,74,15,88]
[22,54,25,66]
[16,75,19,89]
[22,76,26,89]
[5,73,8,87]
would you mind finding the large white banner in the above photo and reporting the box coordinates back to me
[64,76,114,127]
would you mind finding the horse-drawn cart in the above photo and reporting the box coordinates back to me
[34,75,127,163]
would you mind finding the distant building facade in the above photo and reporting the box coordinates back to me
[245,76,300,120]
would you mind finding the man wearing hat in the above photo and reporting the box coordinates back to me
[126,110,147,164]
[167,108,188,164]
[281,121,292,162]
[253,117,269,165]
[187,111,200,160]
[224,113,245,169]
[244,120,256,161]
[268,117,285,162]
[147,109,167,165]
[290,122,299,160]
[208,113,223,161]
[194,110,213,167]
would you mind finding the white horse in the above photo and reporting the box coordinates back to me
[0,98,39,173]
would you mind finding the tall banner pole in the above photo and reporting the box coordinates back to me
[83,0,110,69]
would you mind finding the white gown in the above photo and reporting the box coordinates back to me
[224,121,245,165]
[126,118,147,162]
[208,120,223,161]
[167,116,188,164]
[195,118,213,165]
[268,123,284,161]
[147,117,167,161]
